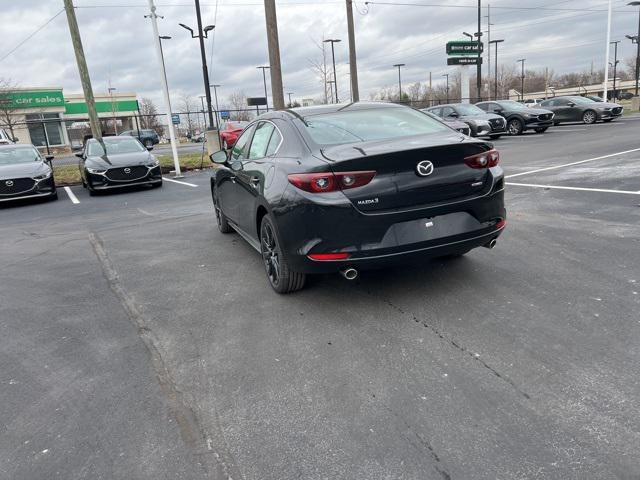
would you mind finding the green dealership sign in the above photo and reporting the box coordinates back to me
[3,90,65,109]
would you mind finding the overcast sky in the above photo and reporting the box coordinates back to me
[1,0,639,110]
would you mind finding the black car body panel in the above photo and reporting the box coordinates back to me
[476,100,555,133]
[540,96,623,123]
[426,104,506,137]
[211,103,506,284]
[0,144,57,203]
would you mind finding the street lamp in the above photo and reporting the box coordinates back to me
[393,64,406,102]
[609,40,621,100]
[628,1,640,96]
[442,73,450,103]
[517,59,526,101]
[179,3,216,129]
[324,39,342,103]
[489,39,504,100]
[256,66,270,111]
[158,35,172,111]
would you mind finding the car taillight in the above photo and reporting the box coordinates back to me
[307,252,351,261]
[464,149,500,169]
[288,171,376,193]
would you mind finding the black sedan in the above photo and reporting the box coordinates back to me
[426,103,506,139]
[421,109,471,136]
[0,144,57,204]
[476,100,555,135]
[78,136,162,195]
[539,96,623,124]
[209,102,506,293]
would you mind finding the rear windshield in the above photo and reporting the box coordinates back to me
[303,107,450,146]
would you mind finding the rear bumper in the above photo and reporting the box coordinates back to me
[274,170,506,274]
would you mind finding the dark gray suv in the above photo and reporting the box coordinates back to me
[119,129,160,148]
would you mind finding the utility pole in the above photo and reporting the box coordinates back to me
[264,0,285,110]
[517,58,526,100]
[287,92,294,106]
[210,84,221,119]
[603,0,613,101]
[256,66,270,110]
[108,86,118,134]
[443,73,450,103]
[477,0,482,101]
[198,94,206,130]
[610,40,621,100]
[429,71,433,107]
[158,35,172,111]
[489,39,503,100]
[178,1,215,129]
[324,39,342,103]
[485,4,492,99]
[394,64,405,101]
[628,1,640,97]
[346,0,360,102]
[146,0,181,176]
[63,0,102,144]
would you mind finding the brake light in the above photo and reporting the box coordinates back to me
[288,171,376,193]
[464,149,500,169]
[307,252,351,261]
[495,219,506,229]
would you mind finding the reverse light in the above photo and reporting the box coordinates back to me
[464,149,500,169]
[288,171,376,193]
[307,252,351,261]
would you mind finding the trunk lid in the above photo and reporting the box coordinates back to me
[320,134,492,213]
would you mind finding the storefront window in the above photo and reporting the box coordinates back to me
[26,113,64,147]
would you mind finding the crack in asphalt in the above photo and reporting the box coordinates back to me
[366,289,531,401]
[88,231,243,480]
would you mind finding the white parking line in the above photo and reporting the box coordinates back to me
[63,186,80,204]
[506,182,640,196]
[506,147,640,179]
[162,177,198,187]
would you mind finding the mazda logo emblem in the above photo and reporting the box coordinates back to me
[124,167,131,174]
[416,161,434,177]
[5,180,13,187]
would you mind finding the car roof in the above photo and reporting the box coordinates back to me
[287,101,404,118]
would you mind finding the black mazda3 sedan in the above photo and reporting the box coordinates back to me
[476,100,554,135]
[0,144,57,204]
[210,102,506,293]
[78,136,162,195]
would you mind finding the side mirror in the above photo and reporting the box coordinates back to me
[448,112,459,118]
[209,150,228,164]
[45,155,54,162]
[146,145,154,151]
[75,152,84,158]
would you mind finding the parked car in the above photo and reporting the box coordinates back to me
[77,136,162,196]
[0,144,57,203]
[539,96,623,124]
[209,102,506,293]
[421,109,471,136]
[426,103,506,139]
[0,128,17,145]
[219,121,250,150]
[523,99,544,108]
[476,100,554,135]
[119,129,160,148]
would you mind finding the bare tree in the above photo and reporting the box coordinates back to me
[138,97,163,135]
[308,36,330,104]
[179,94,197,137]
[0,79,22,140]
[228,91,251,121]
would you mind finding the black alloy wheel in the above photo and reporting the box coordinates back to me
[260,215,305,294]
[213,189,233,234]
[507,118,524,135]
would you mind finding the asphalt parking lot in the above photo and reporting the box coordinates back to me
[2,117,639,479]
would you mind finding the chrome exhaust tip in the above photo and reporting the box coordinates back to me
[484,239,497,249]
[340,267,358,281]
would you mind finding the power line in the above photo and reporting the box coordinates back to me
[0,8,65,62]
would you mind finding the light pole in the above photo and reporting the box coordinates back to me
[517,59,526,101]
[179,6,215,129]
[108,86,117,134]
[442,73,450,103]
[198,95,206,132]
[210,84,221,126]
[393,63,405,102]
[257,66,270,111]
[287,92,294,107]
[158,35,172,111]
[489,39,504,100]
[609,40,621,101]
[628,2,640,97]
[324,39,342,103]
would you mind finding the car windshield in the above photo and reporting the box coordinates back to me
[455,104,485,115]
[87,137,146,156]
[0,146,41,165]
[498,101,529,110]
[303,107,450,146]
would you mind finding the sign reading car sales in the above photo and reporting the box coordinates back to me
[448,56,483,66]
[446,41,483,56]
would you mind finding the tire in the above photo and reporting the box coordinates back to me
[534,127,548,133]
[507,118,524,136]
[212,187,233,234]
[582,110,597,124]
[260,215,306,294]
[489,134,502,140]
[144,139,153,148]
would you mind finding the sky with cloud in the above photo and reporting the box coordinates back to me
[1,0,639,111]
